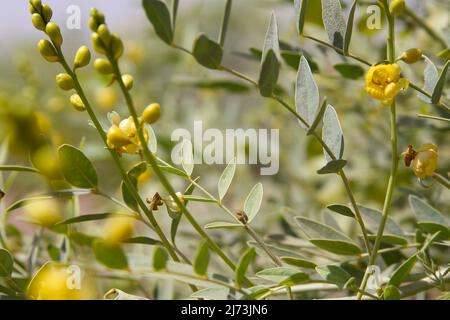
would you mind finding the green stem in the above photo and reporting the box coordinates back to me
[219,0,233,47]
[403,6,447,49]
[433,173,450,189]
[109,59,249,284]
[54,48,182,267]
[358,2,399,299]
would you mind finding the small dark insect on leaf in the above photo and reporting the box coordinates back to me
[147,192,164,210]
[235,210,248,224]
[404,144,417,167]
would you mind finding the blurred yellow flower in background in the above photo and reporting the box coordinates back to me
[95,86,118,110]
[365,63,408,105]
[28,263,94,300]
[23,199,62,227]
[103,215,134,245]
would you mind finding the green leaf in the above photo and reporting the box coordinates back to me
[192,34,223,69]
[306,97,327,135]
[47,244,61,261]
[122,162,147,211]
[235,247,256,287]
[204,221,243,229]
[409,195,450,238]
[295,216,361,255]
[181,139,194,176]
[145,124,157,153]
[218,157,236,201]
[310,239,361,255]
[388,254,417,287]
[56,213,135,226]
[70,232,97,247]
[258,12,280,97]
[0,248,13,277]
[333,63,364,79]
[296,56,320,130]
[317,159,347,174]
[316,265,352,287]
[184,80,250,93]
[123,236,162,245]
[322,0,346,49]
[327,204,354,218]
[383,285,401,300]
[431,60,449,104]
[158,165,188,177]
[244,183,263,223]
[153,246,169,271]
[280,256,317,269]
[343,0,357,56]
[93,240,128,270]
[142,0,173,45]
[294,0,308,35]
[358,205,407,245]
[322,105,344,162]
[0,165,41,174]
[58,144,98,189]
[193,242,210,276]
[190,287,231,300]
[256,267,308,285]
[418,56,439,103]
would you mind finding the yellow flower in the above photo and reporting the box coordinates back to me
[103,215,134,245]
[365,63,408,105]
[106,116,148,154]
[410,144,438,179]
[23,199,62,227]
[28,263,94,300]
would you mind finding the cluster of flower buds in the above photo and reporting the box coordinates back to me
[106,112,149,154]
[29,1,91,112]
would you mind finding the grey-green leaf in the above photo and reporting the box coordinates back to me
[388,254,417,287]
[343,0,357,56]
[295,216,352,242]
[204,221,243,229]
[296,56,320,130]
[333,63,364,79]
[58,144,98,189]
[327,204,354,218]
[181,139,194,176]
[193,242,210,276]
[322,105,344,162]
[431,60,449,104]
[235,247,256,287]
[218,157,236,201]
[258,12,280,97]
[306,97,327,135]
[280,256,317,269]
[294,0,308,35]
[317,159,347,174]
[153,246,169,271]
[122,162,147,211]
[192,33,223,69]
[418,56,439,103]
[0,249,13,277]
[93,240,128,270]
[322,0,346,49]
[142,0,173,45]
[256,267,308,285]
[316,265,352,287]
[244,183,263,223]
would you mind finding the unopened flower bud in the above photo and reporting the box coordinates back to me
[122,74,134,90]
[69,94,85,111]
[390,0,405,16]
[31,13,46,30]
[141,103,161,124]
[90,8,105,25]
[74,45,91,69]
[41,4,52,22]
[29,0,42,13]
[56,73,74,91]
[94,58,113,74]
[37,39,58,62]
[88,17,99,32]
[410,143,438,179]
[92,32,106,54]
[97,24,111,46]
[106,125,131,149]
[398,48,422,64]
[45,22,63,47]
[110,34,124,60]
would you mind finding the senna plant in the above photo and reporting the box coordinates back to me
[0,0,448,300]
